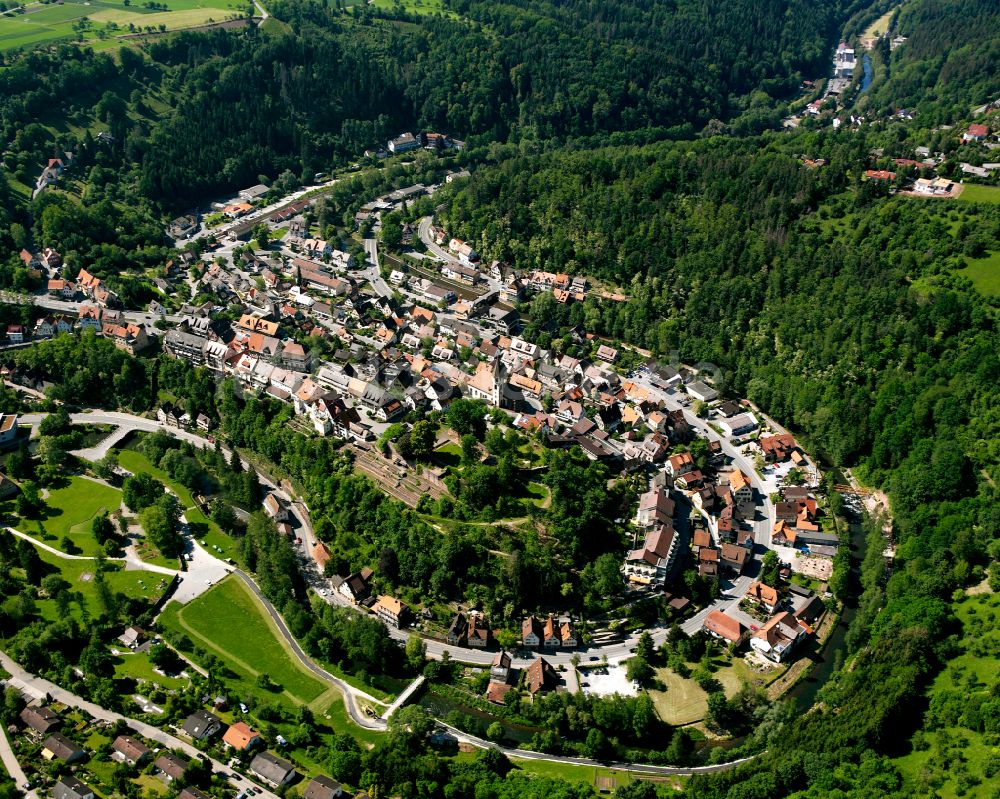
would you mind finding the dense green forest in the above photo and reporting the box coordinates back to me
[438,129,1000,796]
[863,0,1000,121]
[0,0,869,211]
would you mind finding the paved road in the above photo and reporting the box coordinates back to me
[0,291,183,327]
[436,720,757,776]
[0,651,281,799]
[362,238,393,298]
[416,216,451,262]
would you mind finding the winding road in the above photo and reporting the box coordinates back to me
[10,407,763,777]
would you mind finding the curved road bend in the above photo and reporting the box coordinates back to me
[230,570,388,731]
[0,651,280,799]
[15,409,761,774]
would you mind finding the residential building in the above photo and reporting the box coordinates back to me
[154,752,189,783]
[636,487,675,527]
[250,751,298,788]
[623,526,677,586]
[374,595,409,628]
[222,721,262,751]
[751,612,807,663]
[179,789,212,799]
[525,657,557,695]
[112,735,151,765]
[963,123,990,142]
[19,705,61,733]
[745,581,779,614]
[759,433,798,462]
[446,613,468,646]
[0,414,21,446]
[303,775,346,799]
[388,132,420,153]
[703,610,745,643]
[336,568,373,604]
[53,777,94,799]
[521,616,542,648]
[181,710,223,740]
[728,470,753,503]
[466,613,490,648]
[720,542,748,574]
[42,732,85,763]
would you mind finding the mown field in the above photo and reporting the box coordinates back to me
[0,0,245,53]
[955,184,1000,204]
[14,476,121,557]
[159,574,328,705]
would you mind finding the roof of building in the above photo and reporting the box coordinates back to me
[250,751,296,784]
[703,610,744,642]
[222,721,260,750]
[303,775,344,799]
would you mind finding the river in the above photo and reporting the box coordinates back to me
[786,510,866,710]
[859,54,874,94]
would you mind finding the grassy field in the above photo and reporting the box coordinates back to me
[649,658,756,725]
[16,477,121,557]
[26,541,172,621]
[957,250,1000,297]
[0,0,244,53]
[111,648,188,690]
[370,0,458,16]
[861,6,896,43]
[955,184,1000,204]
[160,575,328,704]
[117,448,237,559]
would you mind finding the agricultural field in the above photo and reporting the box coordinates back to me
[0,0,247,53]
[14,476,121,557]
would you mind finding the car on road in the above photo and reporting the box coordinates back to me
[589,656,599,661]
[204,579,213,586]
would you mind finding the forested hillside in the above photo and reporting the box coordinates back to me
[441,132,1000,796]
[864,0,1000,121]
[0,0,866,209]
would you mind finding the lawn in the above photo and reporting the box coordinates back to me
[649,659,753,726]
[525,481,549,507]
[861,6,895,42]
[433,442,463,470]
[161,575,328,704]
[955,184,1000,204]
[111,649,188,690]
[956,250,1000,297]
[16,477,122,557]
[116,448,237,558]
[26,542,172,621]
[0,0,244,52]
[117,449,195,507]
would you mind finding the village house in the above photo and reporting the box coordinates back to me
[703,610,745,644]
[0,414,19,448]
[751,612,808,663]
[335,568,373,604]
[181,709,223,740]
[728,470,753,504]
[20,705,61,733]
[745,581,780,614]
[963,123,990,142]
[54,777,93,799]
[112,735,151,765]
[759,433,799,462]
[525,657,558,695]
[374,595,409,628]
[154,752,189,783]
[303,775,347,799]
[251,751,298,788]
[222,721,262,751]
[42,732,85,763]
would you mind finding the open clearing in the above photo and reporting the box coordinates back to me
[957,250,1000,297]
[160,575,328,704]
[15,477,121,557]
[955,184,1000,204]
